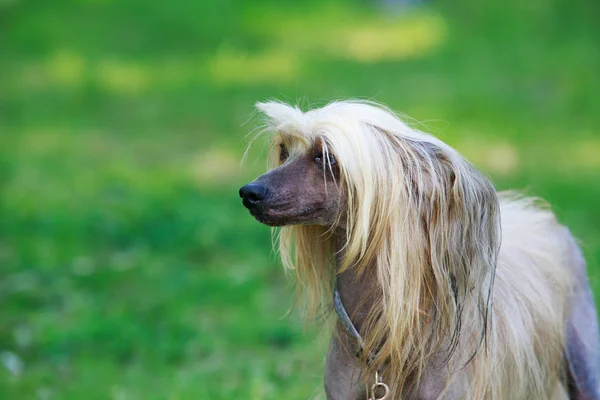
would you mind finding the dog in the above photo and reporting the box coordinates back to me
[239,100,599,399]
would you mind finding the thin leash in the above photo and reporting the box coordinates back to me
[333,286,390,400]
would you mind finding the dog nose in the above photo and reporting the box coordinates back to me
[239,183,268,206]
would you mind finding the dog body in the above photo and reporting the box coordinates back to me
[240,100,599,399]
[325,195,599,399]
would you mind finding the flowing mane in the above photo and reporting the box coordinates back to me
[253,100,504,395]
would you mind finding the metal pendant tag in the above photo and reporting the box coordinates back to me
[368,371,390,400]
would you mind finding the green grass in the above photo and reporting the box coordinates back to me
[1,0,599,398]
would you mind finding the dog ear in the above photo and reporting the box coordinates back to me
[409,142,501,346]
[256,101,305,132]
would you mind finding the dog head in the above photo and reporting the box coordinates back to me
[239,133,344,227]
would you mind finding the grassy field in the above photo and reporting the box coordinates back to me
[1,0,599,398]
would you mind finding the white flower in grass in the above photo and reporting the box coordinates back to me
[1,351,24,377]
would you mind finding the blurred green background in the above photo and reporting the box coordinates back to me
[1,0,598,398]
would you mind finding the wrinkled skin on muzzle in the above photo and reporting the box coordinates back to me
[239,151,343,227]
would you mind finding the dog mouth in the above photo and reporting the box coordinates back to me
[244,199,314,227]
[247,207,287,227]
[245,202,326,227]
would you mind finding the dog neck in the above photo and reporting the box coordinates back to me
[333,231,377,335]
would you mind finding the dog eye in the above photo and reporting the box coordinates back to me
[314,152,336,166]
[279,143,289,162]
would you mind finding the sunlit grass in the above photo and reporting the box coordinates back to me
[341,16,446,62]
[459,140,519,176]
[458,137,600,177]
[245,4,446,62]
[97,60,153,95]
[573,139,600,169]
[207,46,299,86]
[45,50,87,87]
[191,147,243,184]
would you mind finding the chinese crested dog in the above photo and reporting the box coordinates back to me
[239,100,599,399]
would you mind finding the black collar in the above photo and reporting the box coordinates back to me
[333,286,376,364]
[334,287,364,348]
